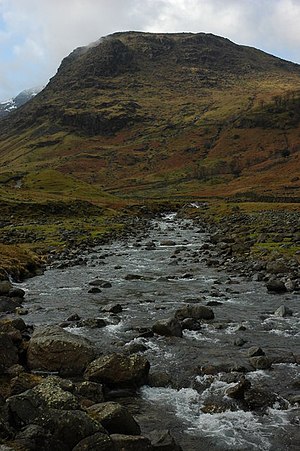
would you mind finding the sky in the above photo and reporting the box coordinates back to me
[1,0,300,100]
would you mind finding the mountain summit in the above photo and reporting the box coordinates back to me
[1,31,300,200]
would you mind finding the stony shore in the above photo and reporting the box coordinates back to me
[0,203,299,449]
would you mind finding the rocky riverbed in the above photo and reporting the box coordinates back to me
[0,212,299,450]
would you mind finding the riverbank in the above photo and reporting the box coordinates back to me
[1,212,299,450]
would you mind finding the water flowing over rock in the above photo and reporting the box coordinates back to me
[27,325,95,376]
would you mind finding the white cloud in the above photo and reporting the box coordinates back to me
[0,0,300,99]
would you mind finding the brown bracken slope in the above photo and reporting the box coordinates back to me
[1,31,300,203]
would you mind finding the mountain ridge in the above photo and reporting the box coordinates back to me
[1,31,300,202]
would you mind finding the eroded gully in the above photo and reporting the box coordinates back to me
[20,214,299,451]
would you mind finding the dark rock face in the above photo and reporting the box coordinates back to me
[152,318,182,337]
[87,401,141,435]
[266,280,287,293]
[72,432,115,451]
[84,353,150,388]
[175,304,214,321]
[0,297,22,313]
[110,433,153,450]
[0,333,18,373]
[27,325,95,376]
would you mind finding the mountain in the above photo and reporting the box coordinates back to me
[0,86,44,118]
[1,31,300,203]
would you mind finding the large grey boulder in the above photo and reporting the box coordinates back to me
[175,304,214,321]
[84,353,150,388]
[0,297,22,313]
[27,325,95,376]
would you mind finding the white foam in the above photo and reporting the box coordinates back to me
[141,386,291,450]
[183,330,220,343]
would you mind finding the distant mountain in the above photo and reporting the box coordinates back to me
[0,32,300,201]
[0,86,44,118]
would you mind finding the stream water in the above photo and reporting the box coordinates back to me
[20,214,299,450]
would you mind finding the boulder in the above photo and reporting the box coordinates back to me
[0,333,19,373]
[84,353,150,388]
[27,325,95,376]
[247,347,265,358]
[147,429,182,451]
[160,240,176,246]
[244,388,277,411]
[152,318,182,338]
[180,318,201,331]
[249,356,272,370]
[110,434,153,450]
[10,372,43,396]
[13,424,67,451]
[102,303,123,314]
[175,304,214,321]
[0,281,12,296]
[89,280,112,288]
[0,297,22,313]
[266,280,287,293]
[87,401,141,435]
[8,288,25,298]
[226,377,251,400]
[72,432,115,450]
[274,305,293,317]
[75,381,105,404]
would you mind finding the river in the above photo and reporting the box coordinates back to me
[20,214,300,450]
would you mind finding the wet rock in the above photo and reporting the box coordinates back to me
[152,318,182,338]
[110,433,153,450]
[274,305,293,317]
[148,372,172,388]
[244,388,277,411]
[0,281,12,296]
[181,318,202,331]
[266,280,287,293]
[0,297,22,313]
[14,424,67,451]
[0,333,18,373]
[10,372,43,396]
[67,313,81,321]
[226,376,251,399]
[87,401,141,435]
[247,347,265,358]
[72,432,115,450]
[147,429,182,450]
[249,356,272,370]
[41,409,105,449]
[84,353,150,388]
[175,304,214,321]
[285,279,296,292]
[89,279,112,288]
[126,342,148,354]
[160,240,176,246]
[234,337,247,347]
[88,287,102,294]
[102,303,123,314]
[27,325,95,376]
[78,318,107,329]
[124,274,143,280]
[8,288,25,298]
[75,381,105,404]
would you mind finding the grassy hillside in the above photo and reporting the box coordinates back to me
[1,32,300,273]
